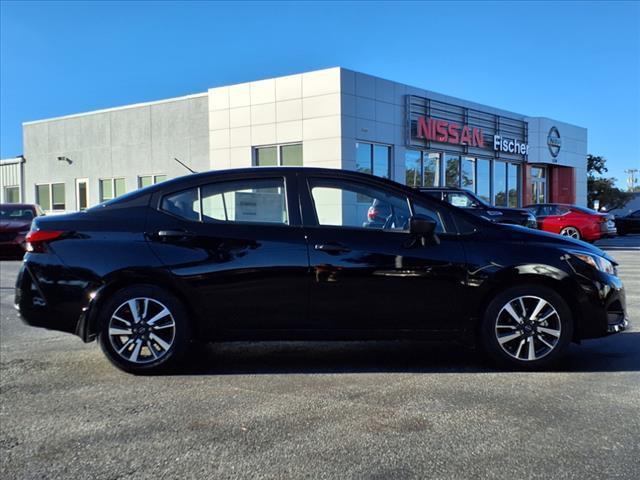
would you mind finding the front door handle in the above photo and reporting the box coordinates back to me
[156,230,195,239]
[314,243,351,254]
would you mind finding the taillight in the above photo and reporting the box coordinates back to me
[367,207,378,220]
[25,230,65,253]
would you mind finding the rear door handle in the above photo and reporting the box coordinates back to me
[156,230,195,239]
[314,243,351,254]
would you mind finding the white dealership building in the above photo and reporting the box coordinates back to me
[1,67,587,211]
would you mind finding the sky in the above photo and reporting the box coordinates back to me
[1,0,639,187]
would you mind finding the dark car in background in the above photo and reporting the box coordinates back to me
[614,210,640,236]
[420,187,537,228]
[525,204,616,242]
[15,167,627,374]
[0,203,44,259]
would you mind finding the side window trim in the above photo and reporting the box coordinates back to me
[159,176,292,226]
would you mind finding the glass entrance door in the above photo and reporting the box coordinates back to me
[529,167,547,204]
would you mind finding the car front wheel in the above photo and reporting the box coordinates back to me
[98,285,191,375]
[481,285,573,369]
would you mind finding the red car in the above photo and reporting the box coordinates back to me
[0,204,44,259]
[525,203,616,242]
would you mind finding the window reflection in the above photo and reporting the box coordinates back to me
[477,158,490,203]
[461,157,475,191]
[494,161,507,206]
[508,163,520,207]
[445,154,460,187]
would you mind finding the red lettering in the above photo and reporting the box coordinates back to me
[435,120,448,142]
[460,125,471,145]
[472,128,484,147]
[416,117,430,139]
[414,116,484,148]
[448,123,460,144]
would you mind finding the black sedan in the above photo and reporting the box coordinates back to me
[615,209,640,235]
[15,167,628,374]
[420,187,537,228]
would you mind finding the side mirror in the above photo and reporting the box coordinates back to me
[409,214,437,237]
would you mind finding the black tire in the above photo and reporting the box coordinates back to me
[98,285,191,374]
[480,284,573,370]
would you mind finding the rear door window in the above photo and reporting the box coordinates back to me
[161,177,288,225]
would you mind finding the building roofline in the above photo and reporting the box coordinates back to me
[22,91,208,126]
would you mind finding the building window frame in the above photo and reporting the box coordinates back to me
[75,178,89,211]
[253,142,303,167]
[99,177,126,203]
[35,182,66,212]
[3,185,20,203]
[356,141,392,179]
[138,174,167,189]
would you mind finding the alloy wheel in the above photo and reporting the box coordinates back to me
[560,227,580,239]
[494,295,561,362]
[108,297,176,364]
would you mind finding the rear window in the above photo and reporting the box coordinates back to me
[0,206,35,220]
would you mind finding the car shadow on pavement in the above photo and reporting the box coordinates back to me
[177,331,640,376]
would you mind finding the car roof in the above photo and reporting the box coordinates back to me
[0,203,37,208]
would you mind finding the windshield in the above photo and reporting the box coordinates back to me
[0,206,35,220]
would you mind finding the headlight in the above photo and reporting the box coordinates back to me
[571,251,616,274]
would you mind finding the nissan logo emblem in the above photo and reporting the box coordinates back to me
[547,126,561,158]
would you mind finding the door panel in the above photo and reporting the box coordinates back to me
[146,174,309,337]
[303,175,468,332]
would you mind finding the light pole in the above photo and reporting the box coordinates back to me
[625,168,639,192]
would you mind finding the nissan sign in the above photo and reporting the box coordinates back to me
[547,126,561,157]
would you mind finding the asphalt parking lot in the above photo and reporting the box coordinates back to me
[1,237,639,479]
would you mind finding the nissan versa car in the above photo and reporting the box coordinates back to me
[16,168,628,374]
[421,187,537,228]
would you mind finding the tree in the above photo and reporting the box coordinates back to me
[587,154,631,211]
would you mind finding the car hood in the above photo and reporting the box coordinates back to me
[484,206,531,216]
[496,223,614,262]
[0,219,32,232]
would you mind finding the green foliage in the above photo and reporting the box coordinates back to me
[586,154,631,210]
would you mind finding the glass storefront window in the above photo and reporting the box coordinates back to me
[493,161,507,206]
[404,151,440,188]
[508,163,520,207]
[461,157,475,191]
[424,153,440,187]
[445,154,460,187]
[476,158,491,204]
[356,142,373,175]
[405,150,421,188]
[529,166,547,204]
[373,145,391,179]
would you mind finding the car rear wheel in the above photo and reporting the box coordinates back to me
[560,226,581,239]
[481,285,573,369]
[98,285,191,374]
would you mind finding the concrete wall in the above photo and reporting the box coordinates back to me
[22,94,209,211]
